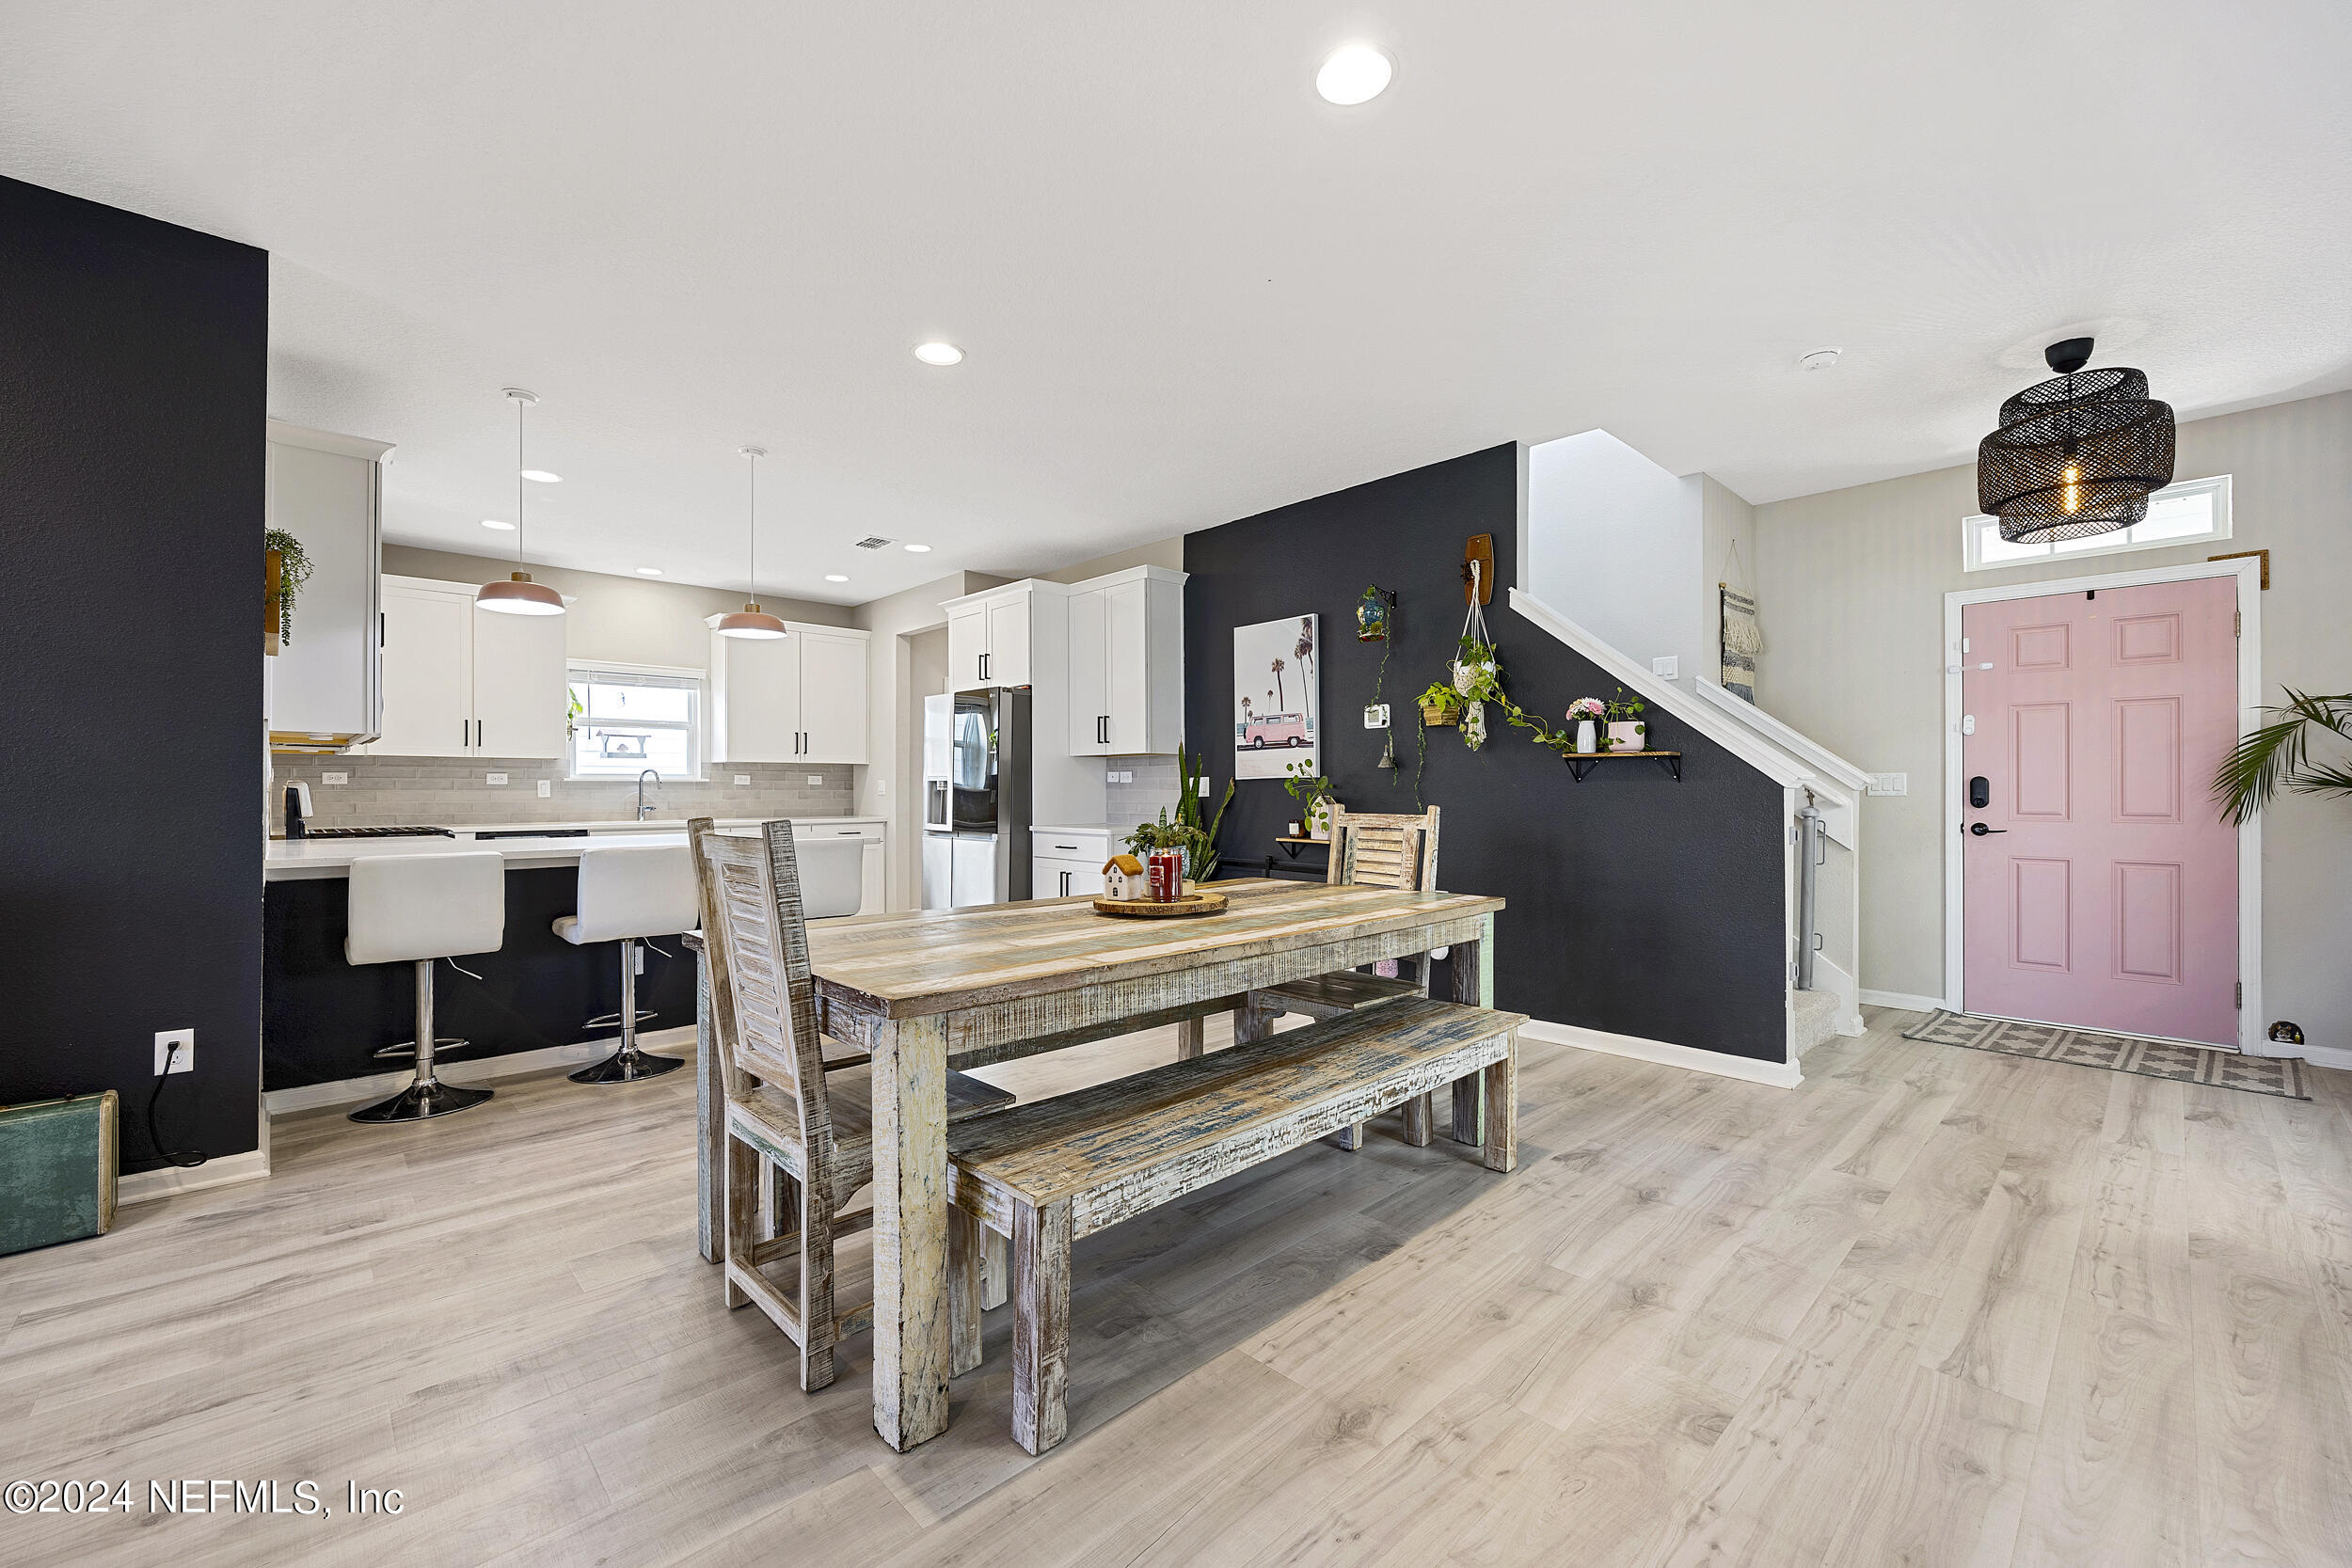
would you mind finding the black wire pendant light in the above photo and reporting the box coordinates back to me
[1978,337,2175,544]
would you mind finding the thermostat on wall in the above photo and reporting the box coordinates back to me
[1363,704,1390,730]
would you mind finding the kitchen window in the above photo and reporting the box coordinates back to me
[566,662,706,780]
[1962,474,2232,573]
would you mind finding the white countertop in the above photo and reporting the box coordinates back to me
[1032,823,1111,837]
[267,816,884,880]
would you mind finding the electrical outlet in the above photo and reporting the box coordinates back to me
[1651,656,1679,680]
[1106,770,1119,783]
[806,775,822,786]
[486,772,508,786]
[537,779,552,798]
[1119,770,1134,784]
[1867,773,1908,797]
[735,774,751,786]
[322,771,347,785]
[154,1028,195,1075]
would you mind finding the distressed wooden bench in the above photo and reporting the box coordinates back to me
[946,992,1525,1453]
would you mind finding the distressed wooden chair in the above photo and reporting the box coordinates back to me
[1249,803,1444,1147]
[691,820,1016,1392]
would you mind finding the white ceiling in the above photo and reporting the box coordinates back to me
[6,3,2348,603]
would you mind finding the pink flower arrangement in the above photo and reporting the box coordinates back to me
[1567,697,1606,721]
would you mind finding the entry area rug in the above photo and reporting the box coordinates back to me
[1901,1009,2309,1101]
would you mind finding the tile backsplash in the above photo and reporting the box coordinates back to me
[1104,754,1182,842]
[269,756,854,833]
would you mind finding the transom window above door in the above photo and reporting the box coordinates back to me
[1962,474,2232,573]
[567,662,704,779]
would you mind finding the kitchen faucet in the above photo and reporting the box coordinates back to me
[636,768,660,821]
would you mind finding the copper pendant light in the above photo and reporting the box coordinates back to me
[1978,338,2175,544]
[713,445,788,640]
[476,388,566,616]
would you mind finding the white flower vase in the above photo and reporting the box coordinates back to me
[1574,719,1598,754]
[1307,798,1334,839]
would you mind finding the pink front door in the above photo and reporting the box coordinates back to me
[1961,577,2239,1046]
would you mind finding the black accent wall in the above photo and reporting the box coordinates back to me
[1184,445,1788,1063]
[0,177,268,1168]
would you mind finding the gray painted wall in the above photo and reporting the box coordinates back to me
[1754,389,2352,1051]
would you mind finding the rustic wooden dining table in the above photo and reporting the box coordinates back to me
[691,875,1503,1452]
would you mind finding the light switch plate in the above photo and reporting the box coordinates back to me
[1650,656,1679,680]
[537,780,552,798]
[154,1028,195,1075]
[486,772,508,786]
[1119,770,1133,784]
[1867,773,1908,796]
[322,772,347,785]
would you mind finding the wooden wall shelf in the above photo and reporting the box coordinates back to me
[1562,750,1682,783]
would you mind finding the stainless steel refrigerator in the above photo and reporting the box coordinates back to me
[921,689,1029,909]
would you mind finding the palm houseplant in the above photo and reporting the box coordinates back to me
[2213,689,2352,824]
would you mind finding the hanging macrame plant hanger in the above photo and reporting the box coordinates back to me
[1454,560,1496,751]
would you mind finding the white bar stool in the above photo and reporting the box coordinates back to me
[556,842,700,1085]
[345,850,507,1124]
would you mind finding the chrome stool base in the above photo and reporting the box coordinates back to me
[350,1078,494,1123]
[351,958,493,1125]
[568,1046,686,1085]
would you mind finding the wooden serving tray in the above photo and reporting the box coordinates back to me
[1091,890,1230,919]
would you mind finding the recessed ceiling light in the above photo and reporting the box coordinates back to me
[903,542,933,553]
[482,517,516,531]
[635,566,662,576]
[520,468,562,483]
[825,573,850,583]
[913,341,964,367]
[1315,43,1392,105]
[1798,348,1843,372]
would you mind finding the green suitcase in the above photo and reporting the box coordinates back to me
[0,1091,119,1256]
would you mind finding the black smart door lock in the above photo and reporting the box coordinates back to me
[1969,775,1990,809]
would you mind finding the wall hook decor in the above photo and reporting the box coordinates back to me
[1461,534,1493,605]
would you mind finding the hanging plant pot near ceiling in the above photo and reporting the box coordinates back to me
[1978,337,2174,544]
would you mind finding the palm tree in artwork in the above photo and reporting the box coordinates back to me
[1271,657,1287,709]
[1295,618,1315,681]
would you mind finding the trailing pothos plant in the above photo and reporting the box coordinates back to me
[263,528,314,647]
[1427,632,1588,760]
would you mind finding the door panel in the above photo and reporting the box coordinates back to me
[471,603,568,759]
[797,632,866,764]
[373,584,471,757]
[1961,576,2238,1045]
[1066,586,1107,753]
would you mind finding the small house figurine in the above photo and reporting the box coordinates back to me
[1102,853,1149,900]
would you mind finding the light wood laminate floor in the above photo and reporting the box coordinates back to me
[5,1009,2349,1566]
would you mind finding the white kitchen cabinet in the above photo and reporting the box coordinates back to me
[374,581,473,756]
[266,421,389,752]
[708,622,869,765]
[367,575,569,759]
[944,585,1036,689]
[472,602,571,758]
[1066,566,1186,755]
[796,630,868,763]
[1032,856,1104,900]
[1031,827,1109,902]
[946,606,988,690]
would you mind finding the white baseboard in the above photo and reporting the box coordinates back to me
[262,1026,699,1117]
[1859,989,1950,1015]
[119,1148,272,1208]
[2297,1043,2352,1073]
[1519,1019,1802,1089]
